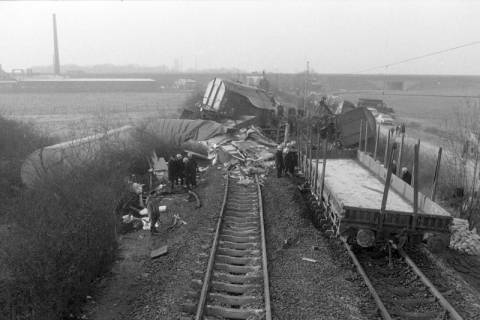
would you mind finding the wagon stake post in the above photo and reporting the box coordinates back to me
[384,129,391,167]
[431,147,442,201]
[396,132,405,175]
[313,131,321,194]
[364,119,368,152]
[319,139,328,203]
[412,141,420,230]
[379,143,397,229]
[374,124,380,161]
[359,120,363,150]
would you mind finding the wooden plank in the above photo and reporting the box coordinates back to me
[150,245,168,259]
[373,124,379,161]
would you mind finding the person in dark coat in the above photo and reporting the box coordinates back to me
[176,154,185,186]
[284,147,298,176]
[401,167,412,185]
[275,145,285,178]
[167,156,176,189]
[146,193,162,235]
[184,154,198,188]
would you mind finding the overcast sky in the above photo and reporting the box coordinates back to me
[1,0,480,74]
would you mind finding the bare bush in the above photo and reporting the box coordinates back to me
[442,99,480,228]
[0,119,181,319]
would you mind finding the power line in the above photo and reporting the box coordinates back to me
[334,90,480,99]
[355,41,480,74]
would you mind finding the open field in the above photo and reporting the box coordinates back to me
[340,89,480,146]
[0,91,191,140]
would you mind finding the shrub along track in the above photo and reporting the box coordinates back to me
[182,173,271,319]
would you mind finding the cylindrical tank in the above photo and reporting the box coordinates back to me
[21,125,136,187]
[21,119,227,187]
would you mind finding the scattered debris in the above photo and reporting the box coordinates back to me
[167,214,187,232]
[129,182,143,194]
[449,218,480,255]
[150,245,168,259]
[188,190,201,208]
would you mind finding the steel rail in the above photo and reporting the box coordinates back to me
[194,172,230,320]
[256,175,272,320]
[342,239,393,320]
[195,173,271,320]
[398,248,464,320]
[343,237,463,320]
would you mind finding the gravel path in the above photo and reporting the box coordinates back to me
[262,174,376,320]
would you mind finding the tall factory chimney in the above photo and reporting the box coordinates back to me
[52,14,60,75]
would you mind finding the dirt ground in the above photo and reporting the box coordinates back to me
[262,174,377,320]
[83,167,225,319]
[83,168,379,320]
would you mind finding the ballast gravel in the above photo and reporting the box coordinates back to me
[262,174,378,320]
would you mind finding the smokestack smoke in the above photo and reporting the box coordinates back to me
[53,14,60,75]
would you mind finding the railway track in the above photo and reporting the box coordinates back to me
[183,173,271,320]
[343,241,464,320]
[299,161,466,319]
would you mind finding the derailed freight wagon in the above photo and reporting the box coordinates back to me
[200,78,277,127]
[336,107,376,147]
[302,150,452,250]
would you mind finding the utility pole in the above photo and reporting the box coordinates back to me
[52,14,60,75]
[303,61,309,117]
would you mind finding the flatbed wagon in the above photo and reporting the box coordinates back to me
[301,149,452,249]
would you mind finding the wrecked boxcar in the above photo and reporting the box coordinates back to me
[199,78,277,127]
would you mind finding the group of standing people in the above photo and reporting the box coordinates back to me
[168,153,198,189]
[275,142,298,178]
